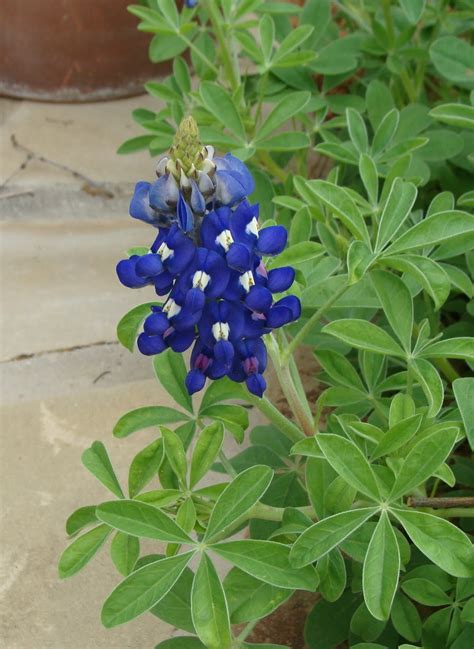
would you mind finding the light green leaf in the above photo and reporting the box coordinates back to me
[82,442,124,499]
[161,427,187,487]
[375,178,417,252]
[204,465,273,542]
[66,505,97,537]
[224,567,292,624]
[290,508,377,568]
[430,36,474,86]
[259,14,275,64]
[289,208,312,246]
[155,638,204,649]
[429,103,474,130]
[212,539,317,590]
[111,532,140,576]
[59,524,111,578]
[323,320,405,358]
[151,564,194,633]
[191,554,232,649]
[256,92,311,140]
[317,548,347,602]
[420,337,474,363]
[393,509,474,577]
[117,135,156,155]
[273,25,314,64]
[114,406,190,438]
[117,302,159,351]
[128,438,163,498]
[363,512,400,621]
[380,255,450,310]
[390,592,422,642]
[153,350,193,413]
[440,263,473,298]
[347,240,374,283]
[389,427,458,501]
[359,154,378,206]
[411,359,444,418]
[303,179,371,245]
[346,108,368,153]
[158,0,179,29]
[200,82,246,142]
[274,241,324,266]
[102,551,194,628]
[96,500,193,544]
[372,108,399,156]
[399,0,425,24]
[317,434,381,501]
[385,211,474,255]
[257,131,310,151]
[370,270,413,352]
[315,349,366,392]
[453,378,474,449]
[190,422,224,488]
[401,578,452,606]
[371,414,422,460]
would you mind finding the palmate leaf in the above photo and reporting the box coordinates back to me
[323,320,405,358]
[82,442,124,499]
[59,524,111,578]
[375,178,417,252]
[200,82,246,143]
[102,551,195,628]
[153,350,194,413]
[190,421,224,488]
[453,378,474,450]
[114,406,190,438]
[370,271,413,352]
[256,92,310,140]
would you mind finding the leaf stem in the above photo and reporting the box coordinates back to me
[256,151,288,183]
[282,281,350,362]
[245,394,305,443]
[218,449,237,478]
[204,1,241,93]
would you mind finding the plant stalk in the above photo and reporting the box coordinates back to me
[245,394,305,443]
[408,496,474,509]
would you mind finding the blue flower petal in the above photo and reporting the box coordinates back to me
[267,267,295,293]
[186,368,206,395]
[226,242,253,272]
[149,174,179,211]
[246,373,266,397]
[215,154,255,196]
[214,339,234,369]
[129,182,159,225]
[245,286,273,313]
[116,257,149,288]
[135,254,163,278]
[257,226,287,256]
[137,332,167,355]
[177,194,194,233]
[143,311,169,336]
[166,328,196,352]
[215,170,248,206]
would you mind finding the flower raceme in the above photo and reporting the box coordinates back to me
[116,117,300,397]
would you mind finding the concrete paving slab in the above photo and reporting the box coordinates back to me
[0,95,163,188]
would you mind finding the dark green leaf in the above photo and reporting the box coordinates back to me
[59,524,111,578]
[153,350,193,413]
[82,442,124,499]
[111,532,140,576]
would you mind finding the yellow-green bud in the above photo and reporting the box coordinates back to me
[170,116,202,174]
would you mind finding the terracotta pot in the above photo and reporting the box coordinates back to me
[0,0,165,101]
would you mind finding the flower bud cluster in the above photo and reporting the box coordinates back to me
[117,118,300,396]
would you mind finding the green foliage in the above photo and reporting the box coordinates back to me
[62,1,474,647]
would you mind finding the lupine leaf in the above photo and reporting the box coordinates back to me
[453,378,474,449]
[346,108,368,153]
[380,255,450,310]
[66,505,97,537]
[82,442,124,499]
[153,350,194,413]
[59,524,111,578]
[161,427,188,487]
[204,465,273,542]
[257,92,311,140]
[375,178,417,252]
[290,508,377,567]
[200,82,246,142]
[110,532,140,576]
[114,407,190,439]
[363,512,400,620]
[318,434,381,501]
[411,359,444,418]
[389,427,458,501]
[102,551,194,627]
[190,422,224,488]
[393,509,474,577]
[323,320,405,358]
[385,211,474,255]
[191,554,232,649]
[96,500,193,544]
[128,438,163,498]
[212,539,318,590]
[429,103,474,130]
[370,270,413,352]
[420,337,474,362]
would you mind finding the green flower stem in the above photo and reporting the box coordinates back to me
[218,449,237,478]
[204,1,241,93]
[248,502,315,522]
[268,333,315,437]
[282,280,350,363]
[237,619,259,642]
[245,393,305,443]
[256,151,288,183]
[406,360,413,398]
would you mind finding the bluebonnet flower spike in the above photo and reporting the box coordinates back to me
[117,116,300,397]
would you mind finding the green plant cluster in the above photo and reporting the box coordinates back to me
[60,2,474,648]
